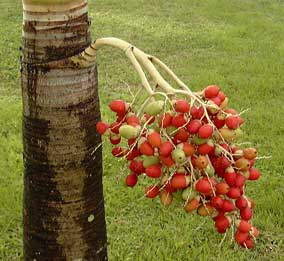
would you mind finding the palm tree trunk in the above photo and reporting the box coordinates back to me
[21,0,107,260]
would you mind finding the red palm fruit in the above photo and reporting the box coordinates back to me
[218,91,226,102]
[174,128,190,142]
[147,130,161,148]
[242,237,254,249]
[197,203,215,216]
[125,173,138,187]
[181,142,195,156]
[171,114,187,127]
[222,199,235,212]
[160,190,173,207]
[128,138,137,146]
[164,180,177,193]
[145,164,162,178]
[109,100,127,114]
[216,227,226,234]
[159,155,175,167]
[219,156,231,169]
[204,85,220,98]
[216,182,230,195]
[210,96,222,106]
[235,173,246,187]
[126,148,140,161]
[237,220,251,233]
[198,124,214,139]
[195,178,212,194]
[235,231,249,245]
[129,160,145,174]
[237,116,244,126]
[96,121,109,135]
[142,113,155,124]
[171,174,190,189]
[109,134,121,145]
[187,119,202,134]
[126,115,140,126]
[224,172,237,187]
[198,141,214,155]
[195,155,209,169]
[145,185,160,198]
[227,187,241,199]
[158,112,172,128]
[213,211,226,221]
[174,99,190,113]
[236,197,248,209]
[215,215,230,232]
[251,226,259,237]
[112,147,124,157]
[184,197,200,212]
[116,113,126,123]
[225,115,239,129]
[248,167,261,180]
[159,141,174,157]
[190,106,204,119]
[211,195,224,209]
[110,121,122,134]
[213,117,225,129]
[243,148,257,160]
[240,207,253,220]
[139,141,154,156]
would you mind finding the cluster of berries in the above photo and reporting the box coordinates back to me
[96,85,260,249]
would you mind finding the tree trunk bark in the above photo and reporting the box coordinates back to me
[21,0,107,260]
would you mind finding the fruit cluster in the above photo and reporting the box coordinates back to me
[96,85,261,249]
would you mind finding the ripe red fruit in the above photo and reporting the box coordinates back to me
[159,141,174,157]
[143,113,155,124]
[125,173,138,187]
[126,115,140,126]
[211,196,224,209]
[195,178,213,194]
[227,187,241,199]
[174,128,190,142]
[242,237,254,249]
[109,100,127,114]
[182,142,195,156]
[126,148,140,161]
[225,115,239,130]
[195,155,209,169]
[215,215,230,232]
[235,231,249,245]
[112,147,124,157]
[236,197,248,209]
[216,182,230,195]
[218,91,226,102]
[184,197,200,212]
[198,124,214,139]
[96,121,109,135]
[238,220,251,233]
[249,168,261,180]
[190,106,204,119]
[187,119,202,134]
[235,173,246,187]
[174,99,190,113]
[224,172,236,187]
[222,199,235,212]
[145,164,162,178]
[109,135,121,145]
[129,160,145,174]
[159,155,175,167]
[213,117,225,129]
[171,114,187,127]
[158,112,172,128]
[240,207,253,220]
[210,96,222,106]
[219,156,231,169]
[204,85,220,98]
[139,141,154,156]
[171,174,190,189]
[145,185,160,198]
[198,142,214,155]
[147,131,161,148]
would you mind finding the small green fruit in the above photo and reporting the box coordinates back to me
[144,100,164,116]
[143,156,160,168]
[192,135,208,145]
[182,187,197,201]
[119,125,140,139]
[171,148,186,163]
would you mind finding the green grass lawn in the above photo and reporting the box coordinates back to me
[1,0,284,260]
